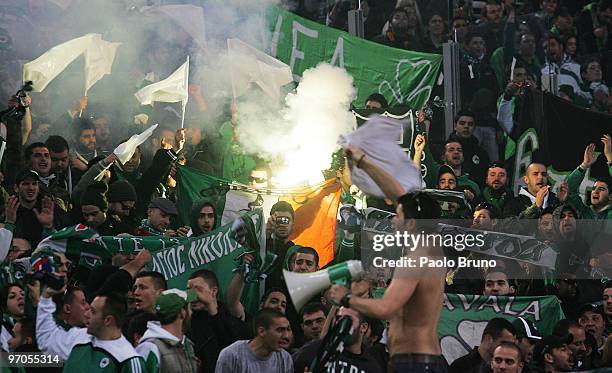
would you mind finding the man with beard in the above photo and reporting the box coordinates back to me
[134,197,184,237]
[503,163,560,224]
[413,135,480,205]
[292,308,382,372]
[561,140,612,239]
[552,204,591,278]
[186,269,249,373]
[80,181,115,235]
[532,334,574,373]
[578,304,607,354]
[189,200,217,236]
[71,117,99,166]
[106,180,138,235]
[372,8,423,51]
[45,135,83,197]
[136,289,198,373]
[541,33,583,98]
[474,162,514,213]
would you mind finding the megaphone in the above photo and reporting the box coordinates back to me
[284,260,363,310]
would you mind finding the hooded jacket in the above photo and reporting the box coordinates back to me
[36,297,145,372]
[552,204,591,278]
[136,321,197,373]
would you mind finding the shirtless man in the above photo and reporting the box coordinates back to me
[329,145,447,372]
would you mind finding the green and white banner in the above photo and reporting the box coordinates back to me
[439,294,564,364]
[266,6,442,108]
[38,210,265,313]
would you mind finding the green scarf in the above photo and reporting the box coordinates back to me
[138,219,164,236]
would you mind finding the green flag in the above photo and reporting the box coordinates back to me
[266,6,442,108]
[37,211,266,314]
[439,294,564,364]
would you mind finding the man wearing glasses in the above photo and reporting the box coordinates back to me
[299,303,327,345]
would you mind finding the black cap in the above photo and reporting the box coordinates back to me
[108,180,137,203]
[149,197,178,215]
[578,303,605,318]
[532,334,573,365]
[437,164,456,181]
[512,317,542,342]
[15,169,39,184]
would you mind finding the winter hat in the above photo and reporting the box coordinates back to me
[108,180,137,203]
[81,181,108,210]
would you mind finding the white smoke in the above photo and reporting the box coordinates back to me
[6,0,357,186]
[237,63,356,186]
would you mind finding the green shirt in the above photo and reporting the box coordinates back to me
[63,339,147,373]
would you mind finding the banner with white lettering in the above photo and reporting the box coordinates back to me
[439,294,564,364]
[266,6,442,109]
[39,210,265,313]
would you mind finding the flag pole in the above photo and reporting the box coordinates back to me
[227,39,237,105]
[181,56,190,129]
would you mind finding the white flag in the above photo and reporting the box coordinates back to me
[134,58,189,105]
[113,124,159,165]
[338,115,422,199]
[152,5,207,51]
[84,35,121,95]
[23,34,96,92]
[227,38,293,101]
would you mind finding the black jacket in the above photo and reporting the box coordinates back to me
[502,190,560,219]
[448,347,488,373]
[188,302,250,373]
[448,134,490,189]
[14,200,71,247]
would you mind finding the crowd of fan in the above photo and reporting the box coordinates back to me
[0,0,610,372]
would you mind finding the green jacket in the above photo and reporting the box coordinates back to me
[36,297,147,372]
[565,164,612,242]
[421,137,481,197]
[565,164,612,220]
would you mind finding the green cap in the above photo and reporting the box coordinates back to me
[154,288,197,324]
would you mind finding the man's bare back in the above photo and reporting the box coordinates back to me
[387,245,446,356]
